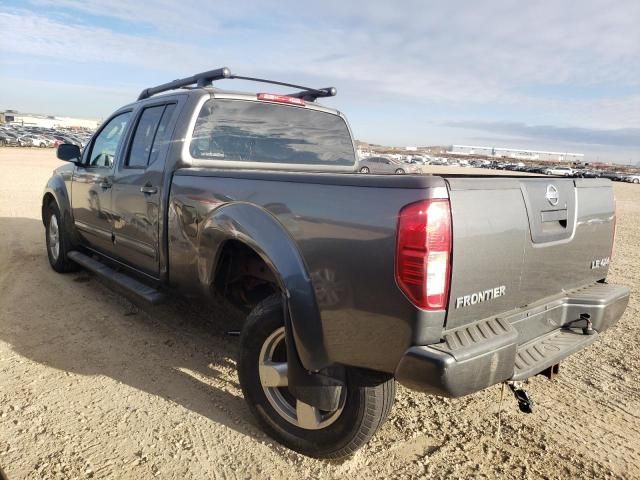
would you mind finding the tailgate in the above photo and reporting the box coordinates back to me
[445,176,615,330]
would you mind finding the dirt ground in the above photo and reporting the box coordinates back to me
[0,148,638,479]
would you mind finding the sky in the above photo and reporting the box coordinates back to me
[1,0,639,164]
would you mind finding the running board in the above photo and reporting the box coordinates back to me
[67,251,164,304]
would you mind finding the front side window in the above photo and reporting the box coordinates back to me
[88,112,131,168]
[189,99,354,166]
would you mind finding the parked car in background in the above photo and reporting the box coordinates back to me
[408,156,426,164]
[17,136,34,147]
[0,133,19,146]
[358,156,421,174]
[32,135,55,147]
[544,166,573,176]
[573,169,601,178]
[428,158,448,166]
[601,171,628,182]
[624,174,640,184]
[16,134,53,148]
[0,124,95,149]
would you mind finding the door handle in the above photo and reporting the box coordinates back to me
[140,184,158,195]
[100,180,112,190]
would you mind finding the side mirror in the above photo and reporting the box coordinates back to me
[57,143,81,163]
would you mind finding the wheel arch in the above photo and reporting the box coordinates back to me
[42,174,81,248]
[41,191,57,224]
[198,202,328,371]
[42,174,71,223]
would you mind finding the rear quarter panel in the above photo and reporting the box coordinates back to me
[168,170,447,372]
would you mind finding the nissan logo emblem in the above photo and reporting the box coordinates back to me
[546,184,559,206]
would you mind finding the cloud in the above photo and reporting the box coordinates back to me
[1,1,638,160]
[445,121,640,148]
[10,1,640,101]
[0,10,209,71]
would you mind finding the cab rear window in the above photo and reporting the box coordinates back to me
[189,99,354,166]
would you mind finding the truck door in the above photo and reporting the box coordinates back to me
[72,111,132,254]
[110,102,177,276]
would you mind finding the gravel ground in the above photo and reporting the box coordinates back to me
[0,148,638,479]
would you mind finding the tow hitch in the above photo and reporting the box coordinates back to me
[496,380,535,439]
[566,313,596,335]
[507,381,534,413]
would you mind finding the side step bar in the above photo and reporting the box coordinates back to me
[67,251,165,305]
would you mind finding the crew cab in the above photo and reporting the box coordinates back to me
[43,68,630,459]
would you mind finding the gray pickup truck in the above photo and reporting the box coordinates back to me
[43,68,629,459]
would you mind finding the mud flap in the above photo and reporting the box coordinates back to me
[283,299,344,411]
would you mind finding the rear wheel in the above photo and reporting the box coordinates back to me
[634,178,639,184]
[45,202,78,273]
[238,295,396,458]
[395,168,405,174]
[359,166,370,174]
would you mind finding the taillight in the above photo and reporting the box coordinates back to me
[396,199,452,310]
[257,93,305,106]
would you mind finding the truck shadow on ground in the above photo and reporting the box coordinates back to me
[0,217,289,455]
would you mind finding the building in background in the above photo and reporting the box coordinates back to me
[0,110,100,129]
[449,145,584,162]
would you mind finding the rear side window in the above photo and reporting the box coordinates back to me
[128,104,176,168]
[189,99,354,166]
[149,104,176,165]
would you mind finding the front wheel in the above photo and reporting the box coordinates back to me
[45,202,78,273]
[238,295,396,459]
[634,178,639,184]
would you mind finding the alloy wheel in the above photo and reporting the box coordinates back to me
[258,327,345,430]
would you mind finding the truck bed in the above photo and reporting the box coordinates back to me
[168,168,620,377]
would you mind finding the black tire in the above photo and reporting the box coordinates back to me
[44,201,79,273]
[359,166,370,174]
[395,168,405,174]
[634,179,639,184]
[238,295,396,459]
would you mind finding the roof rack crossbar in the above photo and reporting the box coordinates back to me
[286,87,337,101]
[137,67,232,100]
[137,68,337,102]
[229,75,337,101]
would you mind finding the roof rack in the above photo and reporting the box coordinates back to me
[137,67,337,102]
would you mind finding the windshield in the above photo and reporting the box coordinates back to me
[190,99,355,166]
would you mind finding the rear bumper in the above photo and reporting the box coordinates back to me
[394,283,630,397]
